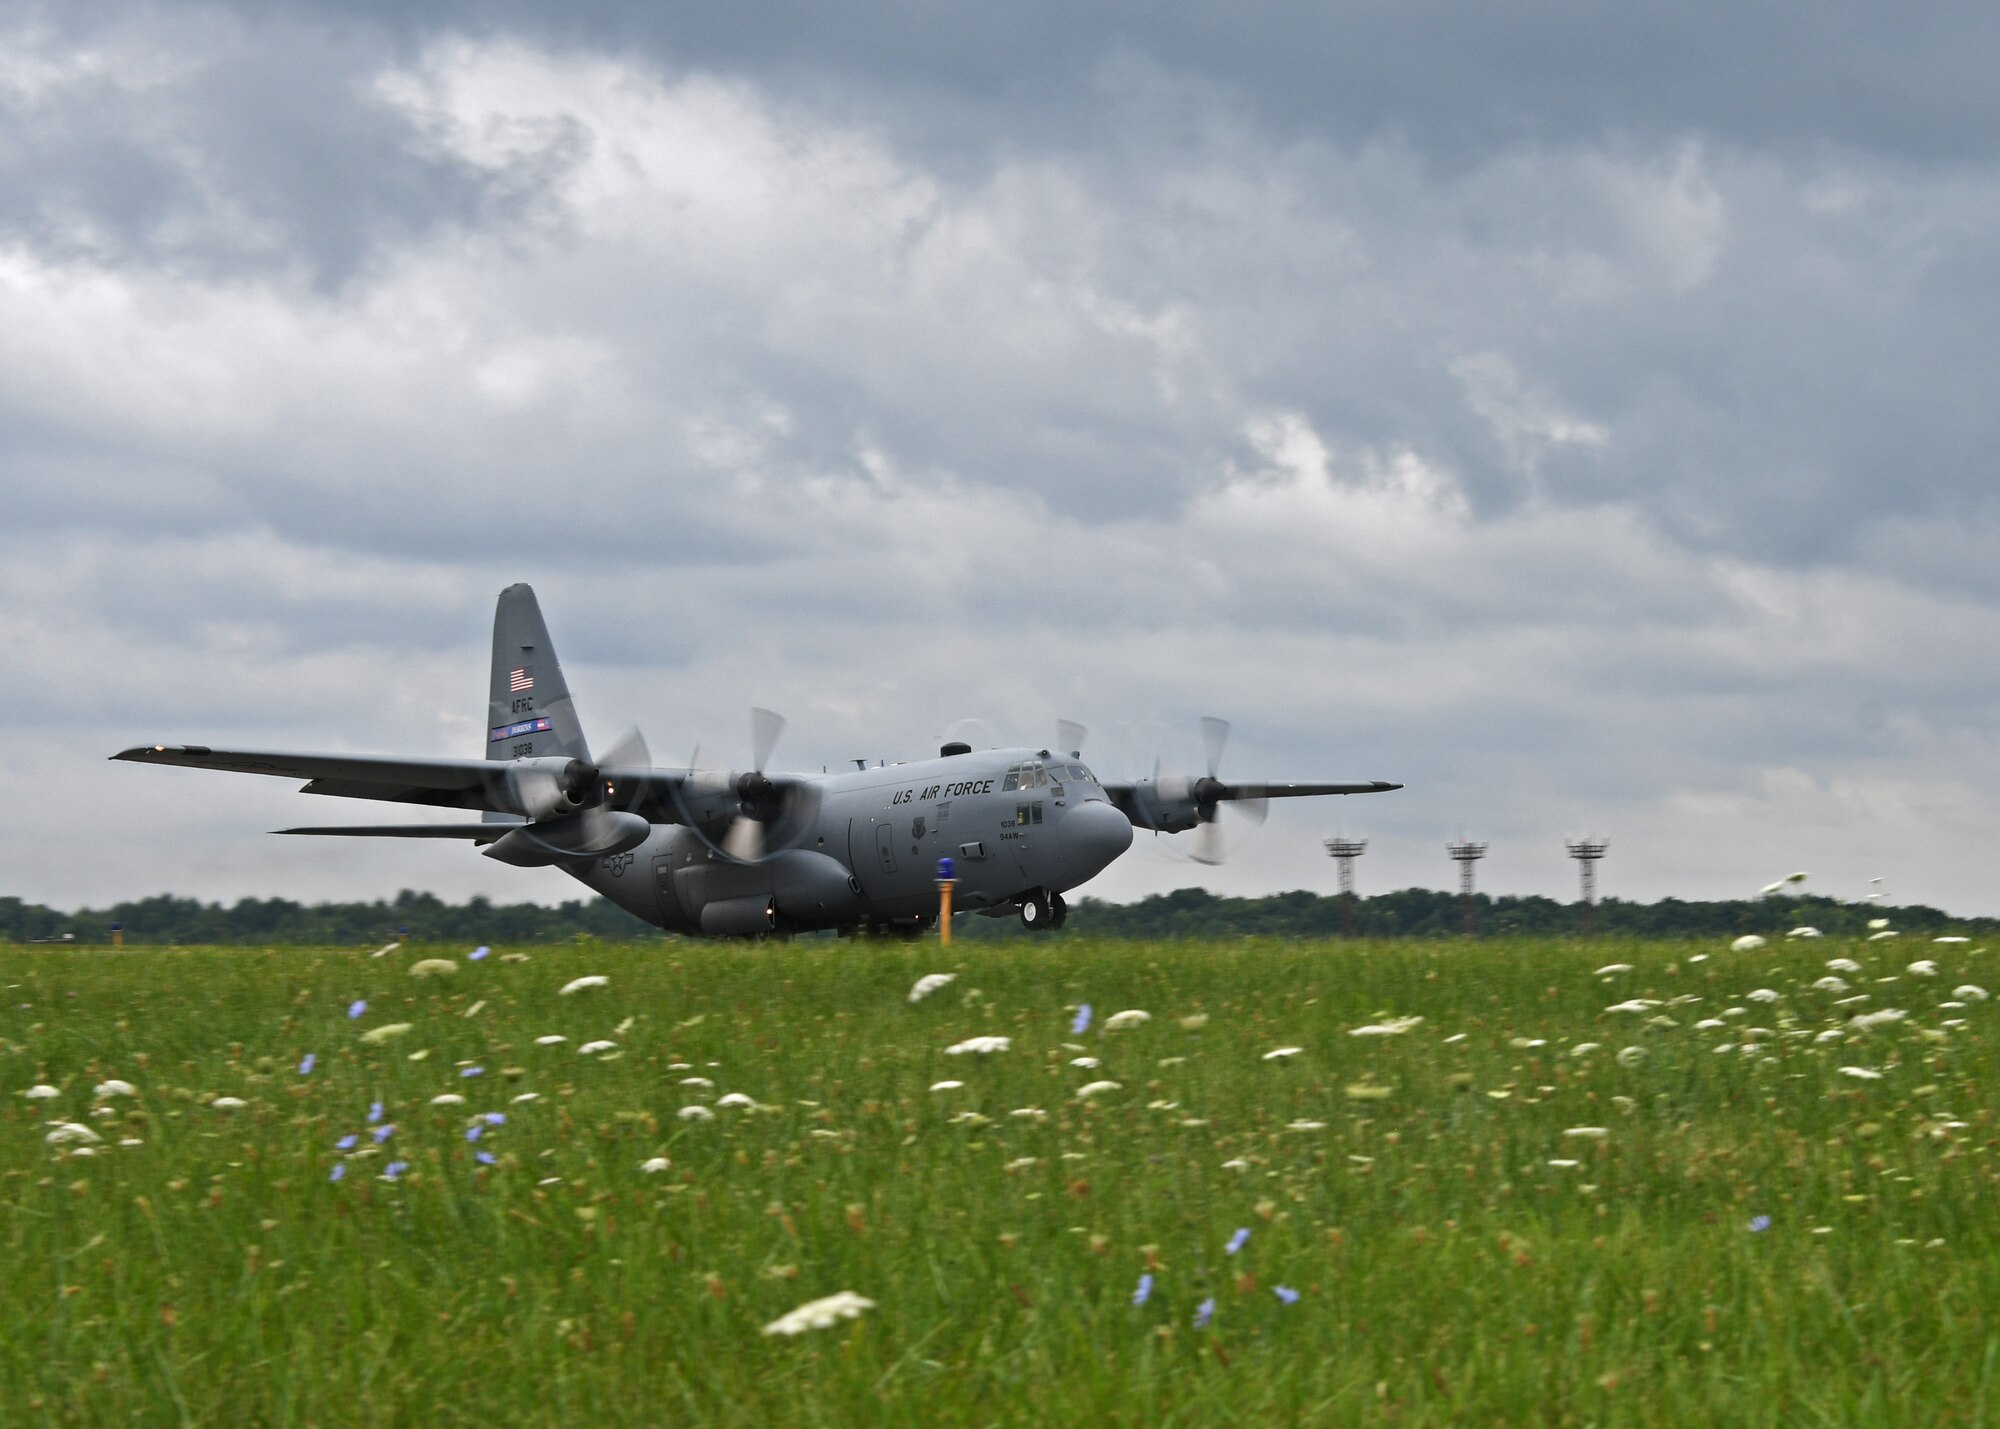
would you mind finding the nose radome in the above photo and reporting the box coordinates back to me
[1062,799,1133,877]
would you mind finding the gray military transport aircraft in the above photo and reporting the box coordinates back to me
[115,585,1400,937]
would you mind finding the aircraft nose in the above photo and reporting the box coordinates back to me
[1062,799,1133,876]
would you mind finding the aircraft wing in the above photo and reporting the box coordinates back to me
[112,744,509,811]
[113,742,719,825]
[1204,780,1403,799]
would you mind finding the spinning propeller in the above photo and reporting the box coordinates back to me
[672,707,814,864]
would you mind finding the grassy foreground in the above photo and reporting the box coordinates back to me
[3,933,1996,1425]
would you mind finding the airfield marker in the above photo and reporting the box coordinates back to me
[1323,837,1368,936]
[1566,837,1609,936]
[936,858,956,945]
[1447,839,1488,935]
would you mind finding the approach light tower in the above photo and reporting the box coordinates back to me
[1324,837,1368,936]
[1447,838,1488,935]
[1566,837,1609,936]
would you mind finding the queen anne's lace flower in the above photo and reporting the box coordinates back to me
[761,1291,875,1336]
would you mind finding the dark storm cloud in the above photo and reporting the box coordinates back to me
[5,1,1999,915]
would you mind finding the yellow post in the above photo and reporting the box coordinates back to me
[936,857,956,946]
[111,923,124,948]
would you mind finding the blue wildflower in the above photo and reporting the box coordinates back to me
[483,1112,506,1126]
[466,1125,484,1142]
[1132,1273,1153,1307]
[347,1000,366,1019]
[1226,1227,1251,1256]
[335,1134,358,1150]
[371,1124,394,1143]
[1193,1297,1215,1330]
[1274,1286,1301,1305]
[475,1150,496,1166]
[329,1163,346,1182]
[1071,1004,1092,1035]
[367,1101,384,1123]
[384,1160,408,1180]
[298,1053,315,1075]
[460,1066,484,1078]
[469,946,491,961]
[1749,1214,1772,1233]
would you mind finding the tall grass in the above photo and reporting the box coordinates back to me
[3,934,1995,1424]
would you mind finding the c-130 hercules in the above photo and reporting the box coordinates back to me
[116,585,1401,936]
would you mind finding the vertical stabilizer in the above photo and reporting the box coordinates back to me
[486,584,591,765]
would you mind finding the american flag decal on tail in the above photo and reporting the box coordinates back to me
[509,668,534,693]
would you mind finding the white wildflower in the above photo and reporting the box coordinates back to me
[1838,1066,1884,1080]
[1746,988,1781,1004]
[1262,1046,1303,1061]
[1812,977,1850,994]
[1009,1107,1047,1121]
[1103,1010,1151,1031]
[1789,927,1823,939]
[928,1080,964,1092]
[945,1112,988,1127]
[907,973,956,1003]
[1614,1046,1648,1068]
[1868,931,1897,942]
[1951,984,1989,1001]
[944,1036,1010,1056]
[1935,936,1971,945]
[1906,960,1938,978]
[1570,1042,1601,1057]
[1075,1080,1122,1100]
[211,1096,248,1110]
[511,1091,542,1103]
[715,1093,757,1109]
[360,1023,414,1044]
[1179,1013,1210,1030]
[677,1105,714,1122]
[1730,935,1767,952]
[1349,1016,1423,1036]
[22,1085,59,1100]
[92,1080,136,1099]
[1827,958,1863,973]
[431,1093,466,1106]
[1868,918,1890,931]
[1849,1008,1908,1031]
[577,1040,617,1056]
[1814,1029,1844,1044]
[1547,1158,1581,1169]
[1286,1120,1328,1132]
[534,1035,567,1045]
[1563,1127,1609,1139]
[762,1291,875,1337]
[640,1157,671,1174]
[1004,1156,1040,1170]
[45,1122,101,1146]
[408,958,457,978]
[1069,1056,1101,1069]
[679,1076,715,1088]
[1694,1018,1726,1030]
[1595,964,1634,976]
[1221,1157,1250,1171]
[559,976,609,995]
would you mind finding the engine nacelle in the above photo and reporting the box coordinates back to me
[503,756,595,821]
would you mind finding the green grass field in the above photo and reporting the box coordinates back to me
[3,932,1995,1425]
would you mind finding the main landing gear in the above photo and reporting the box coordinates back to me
[1018,890,1067,932]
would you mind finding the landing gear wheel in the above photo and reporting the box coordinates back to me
[1019,891,1053,932]
[1049,893,1068,930]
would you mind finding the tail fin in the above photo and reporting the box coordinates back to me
[486,584,591,765]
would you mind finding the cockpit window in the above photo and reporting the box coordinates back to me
[1001,763,1022,792]
[1064,763,1096,785]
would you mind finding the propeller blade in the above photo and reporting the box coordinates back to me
[1230,796,1269,826]
[1056,719,1089,759]
[722,816,764,862]
[600,725,650,773]
[750,707,785,773]
[1191,817,1225,865]
[1200,716,1231,780]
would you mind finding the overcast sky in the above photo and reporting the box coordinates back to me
[6,2,1997,917]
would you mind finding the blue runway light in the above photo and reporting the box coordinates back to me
[936,857,955,880]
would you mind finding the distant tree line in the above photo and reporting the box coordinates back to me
[2,886,1992,946]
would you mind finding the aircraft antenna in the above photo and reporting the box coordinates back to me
[1323,836,1368,936]
[1446,838,1488,935]
[1565,837,1609,937]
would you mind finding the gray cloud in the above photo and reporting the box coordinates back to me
[6,4,1999,917]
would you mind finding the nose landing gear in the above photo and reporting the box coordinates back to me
[1018,890,1068,932]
